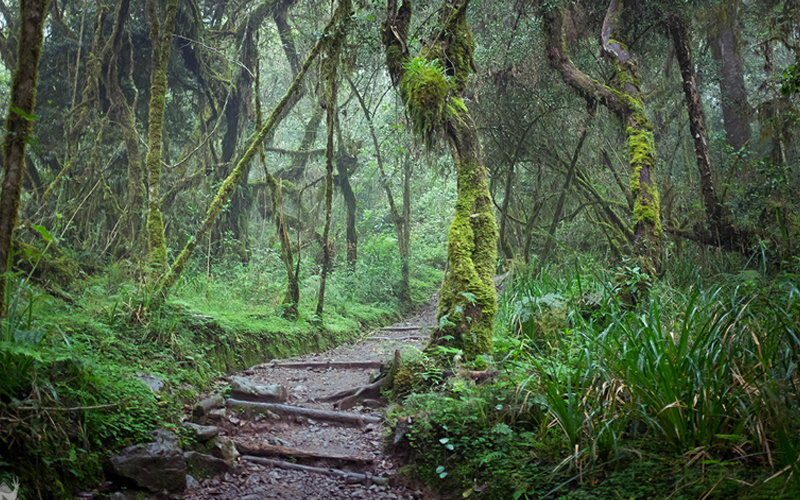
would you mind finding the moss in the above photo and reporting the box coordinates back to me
[399,58,449,143]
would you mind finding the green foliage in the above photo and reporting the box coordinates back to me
[393,261,800,499]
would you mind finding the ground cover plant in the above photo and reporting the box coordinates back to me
[390,253,800,499]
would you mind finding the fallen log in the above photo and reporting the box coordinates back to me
[226,399,382,426]
[235,441,374,464]
[242,456,388,486]
[366,335,422,341]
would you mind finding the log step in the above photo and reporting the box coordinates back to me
[226,399,382,426]
[242,456,389,486]
[235,441,374,465]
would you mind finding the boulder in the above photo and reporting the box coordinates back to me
[182,421,219,442]
[109,430,186,493]
[184,451,234,478]
[229,376,287,403]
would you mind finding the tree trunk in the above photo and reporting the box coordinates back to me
[711,3,751,152]
[0,0,49,316]
[316,25,346,317]
[538,0,662,275]
[383,0,498,358]
[144,0,178,283]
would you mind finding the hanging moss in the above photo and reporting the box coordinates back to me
[399,57,448,143]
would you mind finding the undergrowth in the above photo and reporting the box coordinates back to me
[0,240,441,498]
[391,253,800,499]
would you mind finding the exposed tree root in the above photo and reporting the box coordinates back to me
[318,375,392,410]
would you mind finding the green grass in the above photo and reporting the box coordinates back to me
[391,257,800,499]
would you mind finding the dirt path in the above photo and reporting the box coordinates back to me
[185,298,438,500]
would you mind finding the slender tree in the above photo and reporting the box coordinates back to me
[144,0,178,283]
[0,0,50,316]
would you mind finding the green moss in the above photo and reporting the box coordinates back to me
[400,58,449,143]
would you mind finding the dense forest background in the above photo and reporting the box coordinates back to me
[0,0,799,498]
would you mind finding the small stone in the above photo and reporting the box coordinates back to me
[229,416,241,425]
[212,436,240,466]
[208,408,227,419]
[134,372,165,392]
[182,421,219,442]
[186,475,200,489]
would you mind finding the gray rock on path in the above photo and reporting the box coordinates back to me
[109,430,186,493]
[192,393,224,424]
[182,421,219,442]
[229,375,288,403]
[212,436,240,466]
[184,451,234,477]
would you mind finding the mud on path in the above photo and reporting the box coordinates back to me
[186,298,438,500]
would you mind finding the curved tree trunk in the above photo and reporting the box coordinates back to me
[538,0,662,275]
[144,0,178,283]
[383,0,498,358]
[0,0,49,316]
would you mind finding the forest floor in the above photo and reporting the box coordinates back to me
[184,297,439,500]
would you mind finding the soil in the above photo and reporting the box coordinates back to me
[185,297,439,500]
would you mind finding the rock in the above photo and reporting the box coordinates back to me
[362,398,383,409]
[229,376,287,403]
[208,408,227,419]
[186,475,200,489]
[134,373,165,392]
[265,436,293,447]
[184,452,234,478]
[212,436,240,466]
[182,422,219,442]
[192,393,224,424]
[109,430,186,493]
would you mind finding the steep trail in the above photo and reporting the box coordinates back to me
[185,298,438,500]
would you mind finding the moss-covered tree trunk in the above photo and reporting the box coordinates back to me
[383,0,498,358]
[144,0,178,283]
[0,0,49,316]
[316,24,347,317]
[538,0,661,275]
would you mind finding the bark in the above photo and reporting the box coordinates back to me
[383,0,498,358]
[0,0,49,316]
[155,0,352,298]
[711,4,751,152]
[144,0,178,282]
[316,42,344,317]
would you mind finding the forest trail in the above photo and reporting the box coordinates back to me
[185,298,438,500]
